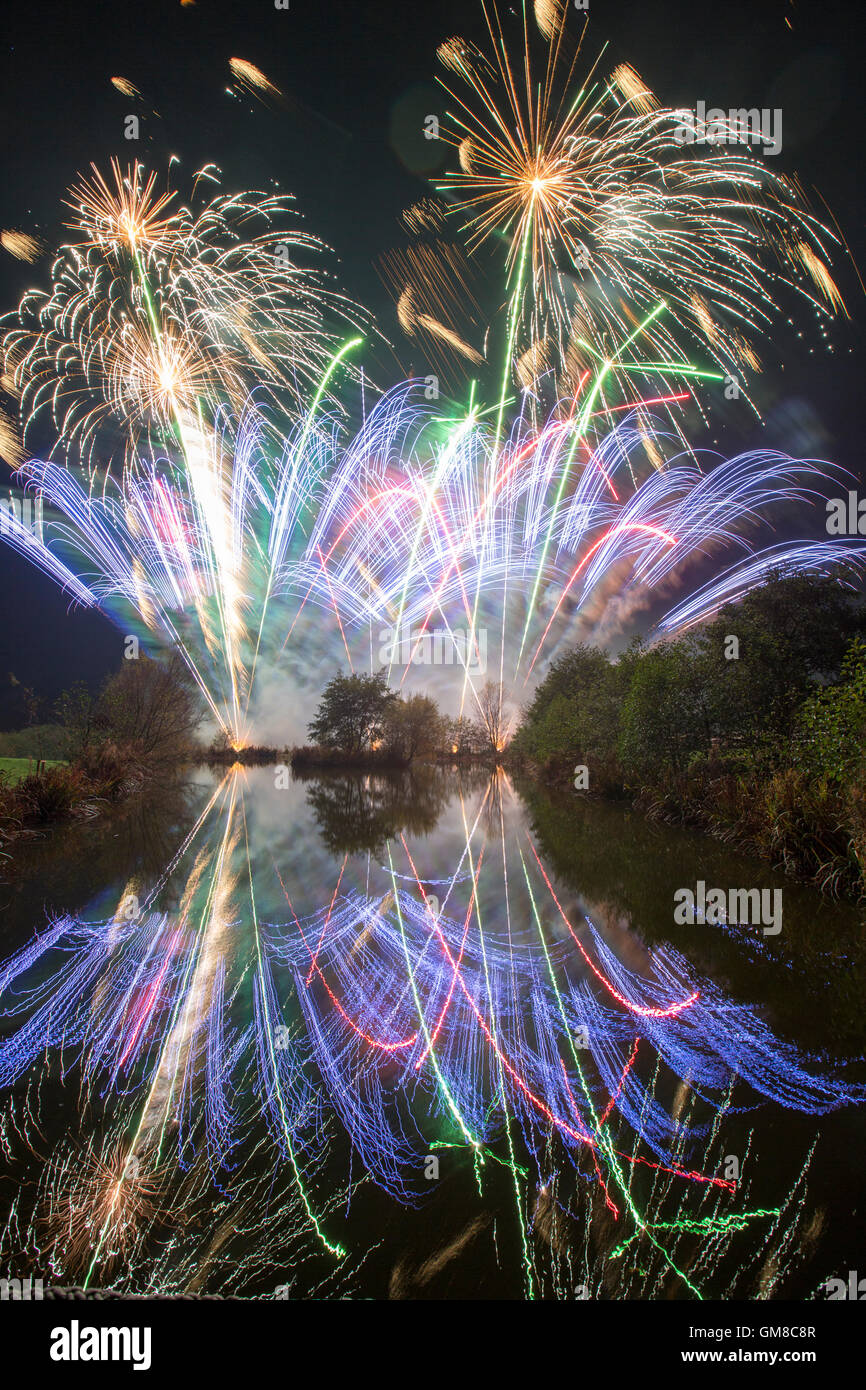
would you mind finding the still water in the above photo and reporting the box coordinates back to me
[1,764,864,1300]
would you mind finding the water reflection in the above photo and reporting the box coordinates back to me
[295,764,452,855]
[0,765,863,1299]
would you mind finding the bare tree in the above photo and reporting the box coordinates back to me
[95,652,202,765]
[475,680,508,757]
[443,715,479,758]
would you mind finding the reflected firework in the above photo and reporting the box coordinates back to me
[0,766,862,1297]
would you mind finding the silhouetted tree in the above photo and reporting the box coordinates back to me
[382,694,444,761]
[307,672,397,754]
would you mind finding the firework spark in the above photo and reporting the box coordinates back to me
[427,3,846,414]
[2,160,366,475]
[229,57,282,103]
[1,230,44,263]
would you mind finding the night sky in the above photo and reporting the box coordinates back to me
[0,0,863,727]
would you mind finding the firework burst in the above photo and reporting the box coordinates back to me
[2,361,864,745]
[426,3,846,416]
[1,159,367,476]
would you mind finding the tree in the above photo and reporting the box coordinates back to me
[55,681,100,759]
[515,692,586,765]
[443,715,481,758]
[703,573,866,760]
[8,673,40,729]
[515,643,621,765]
[798,638,866,785]
[56,653,201,766]
[382,694,444,762]
[98,652,202,763]
[618,639,707,781]
[474,680,509,757]
[307,672,397,754]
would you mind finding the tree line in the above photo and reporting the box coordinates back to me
[1,653,201,845]
[510,574,866,895]
[296,671,509,765]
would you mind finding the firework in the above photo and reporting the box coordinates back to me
[2,162,860,749]
[110,76,141,99]
[417,3,847,416]
[228,57,282,104]
[1,159,366,475]
[0,405,24,468]
[2,354,864,746]
[1,230,44,263]
[295,371,866,699]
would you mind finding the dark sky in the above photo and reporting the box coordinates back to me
[0,0,863,726]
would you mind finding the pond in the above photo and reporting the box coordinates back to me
[0,764,863,1300]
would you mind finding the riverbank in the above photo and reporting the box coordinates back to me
[509,578,866,902]
[0,756,68,783]
[512,751,865,901]
[0,750,148,864]
[290,745,410,771]
[205,744,288,767]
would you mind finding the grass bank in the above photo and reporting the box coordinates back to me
[0,748,147,863]
[0,756,68,784]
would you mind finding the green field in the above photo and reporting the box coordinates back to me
[0,757,68,785]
